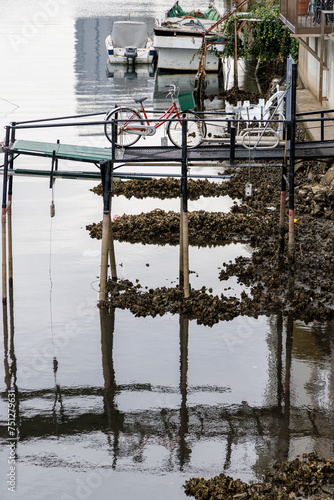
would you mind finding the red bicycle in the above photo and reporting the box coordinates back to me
[104,84,206,148]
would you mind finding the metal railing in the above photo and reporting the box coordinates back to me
[280,0,334,34]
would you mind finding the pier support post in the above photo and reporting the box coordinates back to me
[2,126,10,307]
[288,62,297,272]
[179,198,184,287]
[99,121,118,304]
[278,152,287,266]
[99,160,112,305]
[181,117,190,299]
[8,124,15,303]
[108,206,117,282]
[108,120,117,283]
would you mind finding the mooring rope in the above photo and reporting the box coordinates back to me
[49,182,57,374]
[0,96,20,115]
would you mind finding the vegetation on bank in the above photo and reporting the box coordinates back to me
[221,0,299,64]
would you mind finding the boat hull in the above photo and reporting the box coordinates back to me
[154,34,221,72]
[105,34,155,65]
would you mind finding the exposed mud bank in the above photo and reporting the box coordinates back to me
[87,155,333,325]
[183,453,334,500]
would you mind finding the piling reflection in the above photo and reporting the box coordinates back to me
[100,308,123,468]
[52,357,65,434]
[178,314,191,469]
[277,314,293,463]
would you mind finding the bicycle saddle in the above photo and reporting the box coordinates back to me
[134,97,148,104]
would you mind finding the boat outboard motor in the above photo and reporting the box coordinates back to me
[124,46,138,64]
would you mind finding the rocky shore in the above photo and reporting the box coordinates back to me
[86,153,333,325]
[183,453,334,500]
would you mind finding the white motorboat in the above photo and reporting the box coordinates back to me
[105,21,156,65]
[153,2,227,72]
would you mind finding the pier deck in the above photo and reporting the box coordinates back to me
[9,138,334,166]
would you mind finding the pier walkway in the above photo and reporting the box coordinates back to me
[9,140,334,163]
[8,137,334,166]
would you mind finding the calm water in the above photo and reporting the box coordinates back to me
[1,1,334,499]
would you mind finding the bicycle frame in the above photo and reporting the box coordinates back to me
[123,100,182,137]
[141,101,180,129]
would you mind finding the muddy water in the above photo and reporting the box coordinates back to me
[0,1,334,499]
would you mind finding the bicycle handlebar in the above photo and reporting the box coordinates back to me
[164,84,179,98]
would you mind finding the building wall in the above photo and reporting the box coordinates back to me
[298,35,334,110]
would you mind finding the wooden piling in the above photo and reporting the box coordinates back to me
[181,118,190,298]
[1,206,6,306]
[288,63,297,271]
[100,213,110,304]
[2,127,10,306]
[278,143,287,264]
[8,125,15,300]
[179,197,184,287]
[99,160,112,304]
[109,120,117,282]
[7,196,13,296]
[108,205,117,281]
[100,120,119,302]
[182,212,190,298]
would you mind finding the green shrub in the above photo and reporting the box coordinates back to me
[221,1,298,63]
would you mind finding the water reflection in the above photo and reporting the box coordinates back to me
[3,295,334,474]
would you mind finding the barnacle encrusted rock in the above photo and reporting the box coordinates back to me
[183,453,334,500]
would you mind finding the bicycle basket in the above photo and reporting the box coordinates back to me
[178,92,195,112]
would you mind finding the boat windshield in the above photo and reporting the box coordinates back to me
[112,22,148,48]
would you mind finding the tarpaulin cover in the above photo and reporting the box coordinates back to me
[167,2,220,20]
[111,21,148,48]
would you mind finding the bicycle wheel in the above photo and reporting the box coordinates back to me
[167,112,206,148]
[104,107,143,147]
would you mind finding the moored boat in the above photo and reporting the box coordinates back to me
[105,21,156,65]
[153,1,227,72]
